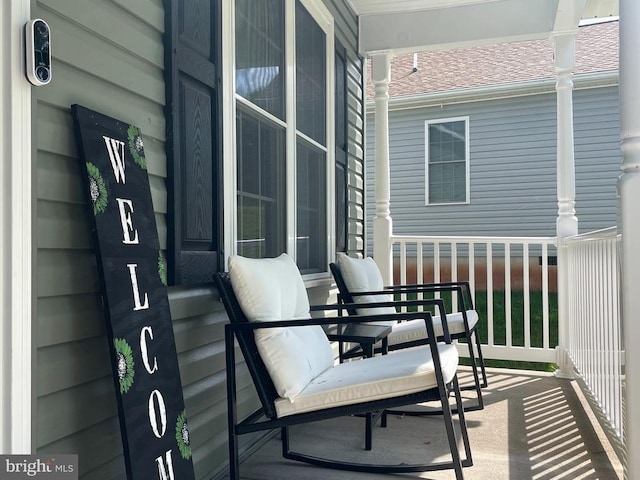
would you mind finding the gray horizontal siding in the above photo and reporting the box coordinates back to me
[34,1,238,479]
[365,86,621,253]
[327,0,366,254]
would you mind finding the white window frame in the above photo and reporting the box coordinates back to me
[223,0,335,280]
[424,116,470,206]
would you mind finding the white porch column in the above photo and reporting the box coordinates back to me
[0,0,34,454]
[619,1,640,477]
[371,52,393,284]
[553,33,578,379]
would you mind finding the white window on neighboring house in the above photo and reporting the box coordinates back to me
[424,117,470,205]
[234,0,335,276]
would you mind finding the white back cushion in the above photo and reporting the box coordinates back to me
[229,253,334,400]
[335,254,396,321]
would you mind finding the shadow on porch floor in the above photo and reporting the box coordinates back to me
[223,367,623,480]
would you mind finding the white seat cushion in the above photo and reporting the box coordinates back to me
[229,254,334,401]
[274,344,458,417]
[386,310,479,346]
[335,254,396,321]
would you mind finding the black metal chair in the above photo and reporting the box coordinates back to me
[330,258,488,412]
[215,265,472,480]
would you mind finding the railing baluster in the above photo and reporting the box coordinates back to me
[604,238,613,427]
[542,242,549,350]
[614,235,623,439]
[469,242,476,305]
[505,242,512,348]
[487,242,494,347]
[523,243,531,349]
[434,242,441,300]
[400,241,407,284]
[417,241,423,285]
[417,242,424,308]
[451,242,458,313]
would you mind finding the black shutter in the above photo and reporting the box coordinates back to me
[165,0,222,284]
[335,41,348,253]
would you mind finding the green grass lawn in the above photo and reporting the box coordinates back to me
[397,289,559,372]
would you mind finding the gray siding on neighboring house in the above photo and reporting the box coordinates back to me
[34,0,364,479]
[365,86,621,252]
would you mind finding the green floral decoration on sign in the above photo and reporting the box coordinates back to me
[114,338,135,394]
[175,410,192,459]
[158,251,167,286]
[127,124,147,170]
[87,162,108,215]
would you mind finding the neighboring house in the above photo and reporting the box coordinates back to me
[365,20,621,253]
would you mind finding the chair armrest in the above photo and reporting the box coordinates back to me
[228,307,452,344]
[385,282,475,310]
[344,284,471,321]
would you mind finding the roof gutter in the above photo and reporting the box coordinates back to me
[366,70,619,112]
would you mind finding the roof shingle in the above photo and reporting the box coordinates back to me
[368,20,618,99]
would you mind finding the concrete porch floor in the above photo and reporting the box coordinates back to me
[226,367,623,480]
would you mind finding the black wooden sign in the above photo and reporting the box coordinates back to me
[72,105,195,480]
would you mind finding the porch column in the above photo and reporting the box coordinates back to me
[0,0,33,453]
[371,52,393,284]
[619,1,640,477]
[553,33,578,379]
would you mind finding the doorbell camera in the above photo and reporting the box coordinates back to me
[25,19,52,86]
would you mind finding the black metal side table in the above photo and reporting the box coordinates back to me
[326,323,392,450]
[326,323,391,360]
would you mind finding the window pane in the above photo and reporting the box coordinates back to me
[296,1,326,144]
[429,121,465,163]
[297,140,327,273]
[236,0,285,119]
[237,108,286,257]
[452,162,467,202]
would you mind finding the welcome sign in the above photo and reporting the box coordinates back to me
[72,105,195,480]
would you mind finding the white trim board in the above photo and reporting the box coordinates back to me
[0,0,34,454]
[365,70,619,113]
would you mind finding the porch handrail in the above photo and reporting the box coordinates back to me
[392,234,558,244]
[563,227,624,444]
[563,226,618,243]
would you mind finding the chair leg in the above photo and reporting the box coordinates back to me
[228,424,239,480]
[452,376,473,467]
[281,426,290,457]
[226,329,240,480]
[474,328,488,388]
[464,334,484,411]
[365,412,373,450]
[440,379,465,480]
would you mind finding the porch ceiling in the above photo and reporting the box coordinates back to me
[348,0,619,56]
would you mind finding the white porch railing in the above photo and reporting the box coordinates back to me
[391,235,558,363]
[563,227,624,442]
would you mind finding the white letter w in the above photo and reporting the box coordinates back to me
[103,135,126,183]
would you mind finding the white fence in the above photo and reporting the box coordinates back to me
[564,227,624,442]
[390,235,558,363]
